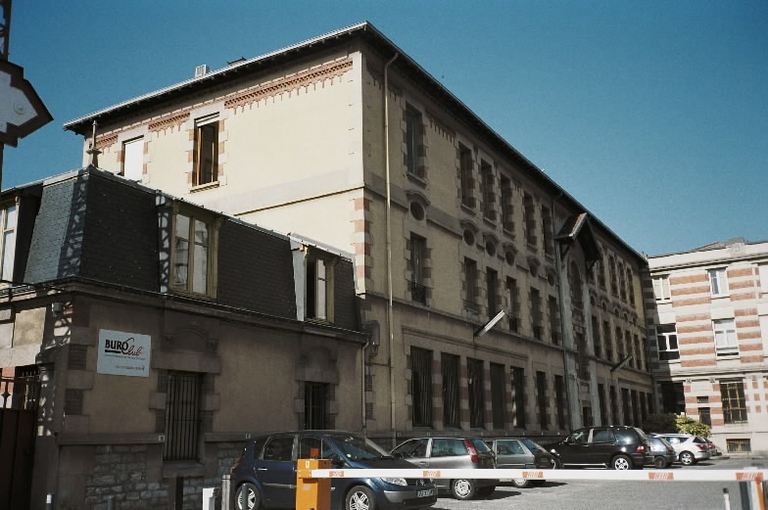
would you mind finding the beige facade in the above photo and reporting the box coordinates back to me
[646,238,768,454]
[66,22,652,440]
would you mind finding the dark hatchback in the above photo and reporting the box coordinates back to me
[231,430,437,510]
[549,426,651,470]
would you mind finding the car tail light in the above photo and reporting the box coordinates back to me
[695,444,707,452]
[464,440,479,464]
[634,444,646,454]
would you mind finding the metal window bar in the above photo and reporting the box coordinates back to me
[467,359,485,428]
[411,348,433,427]
[164,372,201,461]
[442,354,460,427]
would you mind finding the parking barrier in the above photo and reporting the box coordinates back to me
[294,461,768,510]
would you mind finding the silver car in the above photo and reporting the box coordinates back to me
[652,433,711,465]
[485,437,557,488]
[391,436,498,500]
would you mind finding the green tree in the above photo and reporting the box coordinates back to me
[642,413,677,433]
[675,414,711,437]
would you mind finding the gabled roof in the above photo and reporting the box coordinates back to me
[556,212,601,264]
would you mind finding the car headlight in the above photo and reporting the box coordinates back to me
[381,477,408,486]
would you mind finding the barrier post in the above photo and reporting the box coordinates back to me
[296,458,331,510]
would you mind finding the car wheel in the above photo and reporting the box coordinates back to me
[345,485,376,510]
[653,456,667,469]
[680,451,696,466]
[451,479,477,500]
[511,478,530,488]
[235,483,261,510]
[611,454,631,470]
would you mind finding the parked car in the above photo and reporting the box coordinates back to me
[231,430,437,510]
[485,437,557,488]
[651,433,711,465]
[391,436,498,500]
[549,426,651,470]
[648,435,676,468]
[704,437,722,457]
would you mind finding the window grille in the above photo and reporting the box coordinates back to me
[164,372,202,461]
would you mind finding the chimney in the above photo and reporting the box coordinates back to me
[194,64,210,78]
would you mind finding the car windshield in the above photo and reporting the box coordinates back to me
[520,438,546,453]
[329,434,389,461]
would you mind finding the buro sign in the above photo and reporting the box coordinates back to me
[97,329,151,377]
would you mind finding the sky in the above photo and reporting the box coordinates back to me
[2,1,766,257]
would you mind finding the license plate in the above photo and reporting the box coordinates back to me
[417,489,435,498]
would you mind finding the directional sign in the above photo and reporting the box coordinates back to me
[0,60,52,147]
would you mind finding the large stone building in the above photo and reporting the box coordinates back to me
[0,168,365,509]
[645,238,768,454]
[62,22,653,444]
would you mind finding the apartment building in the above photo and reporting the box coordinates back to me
[646,238,768,454]
[0,168,365,509]
[63,22,652,443]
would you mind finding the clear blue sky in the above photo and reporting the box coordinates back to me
[3,1,766,256]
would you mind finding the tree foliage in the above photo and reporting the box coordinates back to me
[642,413,677,433]
[675,414,711,437]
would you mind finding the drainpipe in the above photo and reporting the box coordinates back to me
[384,52,399,444]
[552,192,575,431]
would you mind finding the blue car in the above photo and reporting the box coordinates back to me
[231,430,437,510]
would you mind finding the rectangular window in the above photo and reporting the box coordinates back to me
[536,371,548,429]
[598,383,608,424]
[464,258,479,311]
[164,372,202,461]
[708,268,728,296]
[405,105,424,178]
[490,363,506,430]
[603,321,613,361]
[194,117,219,186]
[500,175,514,232]
[507,277,519,332]
[122,137,144,181]
[531,287,542,340]
[0,203,17,282]
[511,366,526,428]
[486,268,499,316]
[523,193,536,247]
[592,315,602,358]
[656,324,679,360]
[467,358,485,428]
[549,296,560,345]
[304,382,331,429]
[554,375,566,430]
[480,160,495,221]
[726,438,751,453]
[172,213,210,295]
[411,347,433,427]
[441,354,460,428]
[713,318,738,356]
[720,380,747,424]
[459,144,474,208]
[307,257,333,321]
[542,206,554,256]
[409,234,427,304]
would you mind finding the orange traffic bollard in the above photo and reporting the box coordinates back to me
[296,457,331,510]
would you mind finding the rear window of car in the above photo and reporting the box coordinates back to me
[431,438,468,457]
[613,429,638,445]
[469,438,492,453]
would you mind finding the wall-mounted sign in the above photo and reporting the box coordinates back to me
[97,329,151,377]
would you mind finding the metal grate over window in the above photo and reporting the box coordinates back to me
[164,372,202,461]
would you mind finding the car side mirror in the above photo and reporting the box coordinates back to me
[329,453,345,467]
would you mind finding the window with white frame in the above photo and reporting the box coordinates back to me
[708,268,728,296]
[0,203,17,283]
[720,380,748,424]
[713,318,738,356]
[172,212,212,295]
[193,116,219,186]
[307,255,333,322]
[656,324,679,360]
[122,137,144,181]
[652,276,671,301]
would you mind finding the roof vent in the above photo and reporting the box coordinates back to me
[194,64,210,78]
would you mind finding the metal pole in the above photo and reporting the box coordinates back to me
[723,488,731,510]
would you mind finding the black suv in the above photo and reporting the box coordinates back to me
[549,426,651,470]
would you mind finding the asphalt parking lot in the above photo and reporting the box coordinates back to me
[429,457,767,510]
